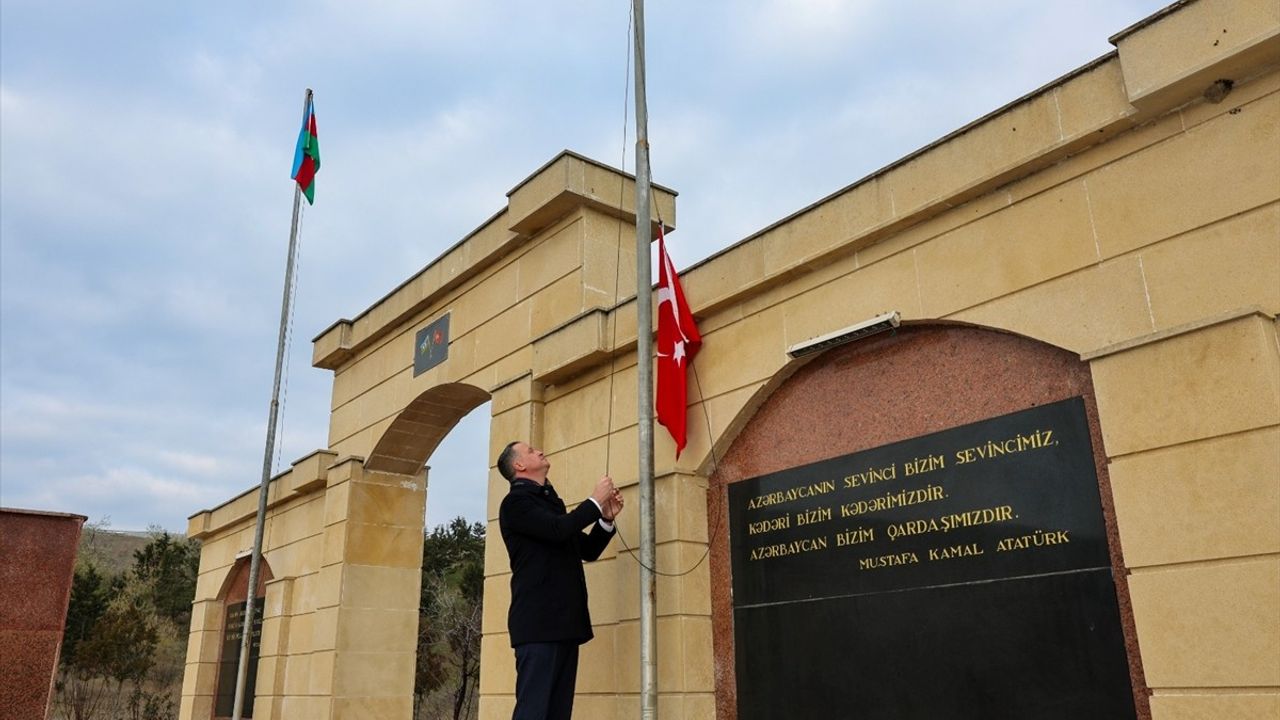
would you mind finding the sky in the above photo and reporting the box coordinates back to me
[0,0,1171,533]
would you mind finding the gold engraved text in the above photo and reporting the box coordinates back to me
[886,505,1015,541]
[928,542,985,561]
[997,529,1070,552]
[749,536,829,561]
[843,464,898,488]
[747,515,790,536]
[858,552,919,570]
[747,480,838,510]
[955,429,1056,465]
[840,484,946,519]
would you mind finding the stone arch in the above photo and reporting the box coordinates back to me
[212,556,273,719]
[365,382,491,475]
[215,555,274,602]
[694,320,1087,478]
[706,322,1149,719]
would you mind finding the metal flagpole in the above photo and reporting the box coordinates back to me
[631,2,659,717]
[232,87,311,720]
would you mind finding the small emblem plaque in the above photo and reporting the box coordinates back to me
[414,314,450,376]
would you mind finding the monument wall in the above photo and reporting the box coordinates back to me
[712,326,1145,719]
[0,508,86,720]
[181,0,1279,717]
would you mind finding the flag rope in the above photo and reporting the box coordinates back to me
[594,7,724,577]
[601,2,632,479]
[273,199,304,477]
[607,209,725,578]
[261,160,308,632]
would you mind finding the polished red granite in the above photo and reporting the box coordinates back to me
[707,324,1150,720]
[0,508,86,720]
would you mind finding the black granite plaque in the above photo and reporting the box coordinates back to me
[728,398,1135,719]
[214,597,264,718]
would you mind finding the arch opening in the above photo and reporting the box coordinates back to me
[365,382,491,475]
[368,382,492,720]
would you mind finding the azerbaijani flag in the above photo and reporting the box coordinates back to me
[291,97,320,204]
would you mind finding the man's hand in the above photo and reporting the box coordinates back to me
[602,488,624,521]
[591,475,616,509]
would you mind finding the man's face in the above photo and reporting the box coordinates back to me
[513,442,550,475]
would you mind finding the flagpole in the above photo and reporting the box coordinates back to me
[631,1,659,718]
[232,86,311,720]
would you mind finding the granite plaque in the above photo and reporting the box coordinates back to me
[215,597,264,718]
[728,397,1135,719]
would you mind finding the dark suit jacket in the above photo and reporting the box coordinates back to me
[499,477,615,647]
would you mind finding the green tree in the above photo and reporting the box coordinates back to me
[421,517,486,587]
[74,601,159,684]
[58,592,160,720]
[130,528,200,627]
[58,561,120,720]
[56,525,197,720]
[416,517,485,720]
[63,563,112,666]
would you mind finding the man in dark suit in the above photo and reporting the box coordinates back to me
[496,440,623,720]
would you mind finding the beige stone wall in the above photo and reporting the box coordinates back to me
[181,1,1279,718]
[181,450,335,719]
[183,452,432,720]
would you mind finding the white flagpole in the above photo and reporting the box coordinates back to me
[231,86,311,720]
[631,2,659,717]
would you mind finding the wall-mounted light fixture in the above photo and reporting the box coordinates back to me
[786,311,901,359]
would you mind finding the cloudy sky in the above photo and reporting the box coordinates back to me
[1,0,1169,533]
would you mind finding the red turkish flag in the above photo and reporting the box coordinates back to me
[655,226,701,458]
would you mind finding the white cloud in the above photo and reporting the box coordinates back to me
[182,50,266,109]
[0,390,147,441]
[153,450,222,477]
[737,0,881,59]
[1,464,225,528]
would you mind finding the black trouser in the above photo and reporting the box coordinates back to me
[513,641,580,720]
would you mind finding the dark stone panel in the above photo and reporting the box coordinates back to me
[214,597,264,718]
[414,313,450,376]
[734,570,1136,720]
[727,398,1137,719]
[729,399,1108,605]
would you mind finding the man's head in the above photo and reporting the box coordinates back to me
[497,441,550,483]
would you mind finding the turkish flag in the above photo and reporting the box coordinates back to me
[655,226,701,458]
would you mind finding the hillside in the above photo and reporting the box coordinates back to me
[76,525,187,575]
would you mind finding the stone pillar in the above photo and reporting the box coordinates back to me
[179,599,222,719]
[600,471,714,719]
[251,576,294,720]
[312,457,427,719]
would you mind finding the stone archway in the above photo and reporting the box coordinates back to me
[366,383,491,476]
[361,381,492,718]
[708,323,1150,719]
[212,557,273,719]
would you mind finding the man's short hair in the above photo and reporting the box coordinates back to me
[497,441,520,481]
